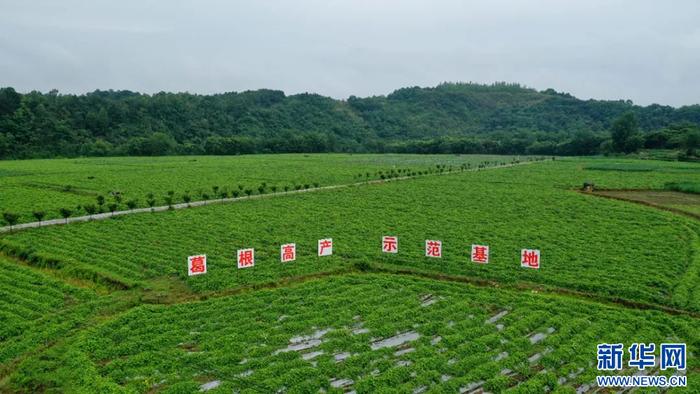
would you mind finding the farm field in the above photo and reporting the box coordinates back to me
[5,274,699,393]
[0,255,97,367]
[0,154,522,224]
[0,155,699,393]
[0,256,90,343]
[2,157,699,310]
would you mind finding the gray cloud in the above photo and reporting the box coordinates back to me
[1,0,698,106]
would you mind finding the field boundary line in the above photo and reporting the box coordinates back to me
[0,251,109,292]
[0,160,539,233]
[369,265,700,318]
[582,189,700,221]
[131,264,700,319]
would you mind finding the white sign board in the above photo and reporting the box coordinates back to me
[520,249,540,269]
[188,254,207,276]
[237,248,255,269]
[425,240,442,258]
[318,238,333,256]
[281,243,296,263]
[382,236,398,253]
[471,244,489,264]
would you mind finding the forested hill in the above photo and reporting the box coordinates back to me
[0,82,699,159]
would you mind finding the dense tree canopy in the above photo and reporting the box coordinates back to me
[0,82,699,159]
[611,112,643,153]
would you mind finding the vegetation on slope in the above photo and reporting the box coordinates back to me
[1,83,698,159]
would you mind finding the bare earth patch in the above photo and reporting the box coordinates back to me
[591,190,700,219]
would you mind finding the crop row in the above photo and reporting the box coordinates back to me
[7,274,697,392]
[0,257,88,331]
[3,160,698,311]
[3,155,696,228]
[0,154,528,224]
[0,256,95,364]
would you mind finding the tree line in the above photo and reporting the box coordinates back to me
[0,82,698,159]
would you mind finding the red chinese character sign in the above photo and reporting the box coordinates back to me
[521,249,540,269]
[471,244,489,264]
[318,238,333,256]
[425,240,442,258]
[188,255,207,276]
[237,248,255,269]
[382,236,398,253]
[281,243,296,263]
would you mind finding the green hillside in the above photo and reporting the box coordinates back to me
[1,83,698,159]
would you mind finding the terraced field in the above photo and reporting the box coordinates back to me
[0,155,699,392]
[0,154,520,224]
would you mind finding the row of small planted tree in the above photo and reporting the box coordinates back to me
[0,181,323,230]
[1,158,548,230]
[353,160,517,180]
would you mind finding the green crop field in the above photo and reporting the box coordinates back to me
[7,275,700,393]
[0,256,88,342]
[0,255,98,366]
[2,157,699,309]
[1,155,699,393]
[0,154,522,224]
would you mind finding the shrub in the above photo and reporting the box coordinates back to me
[59,208,73,223]
[96,195,105,211]
[126,200,138,210]
[83,204,97,217]
[147,197,157,212]
[2,212,20,230]
[32,210,46,223]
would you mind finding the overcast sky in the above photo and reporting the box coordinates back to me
[1,0,699,106]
